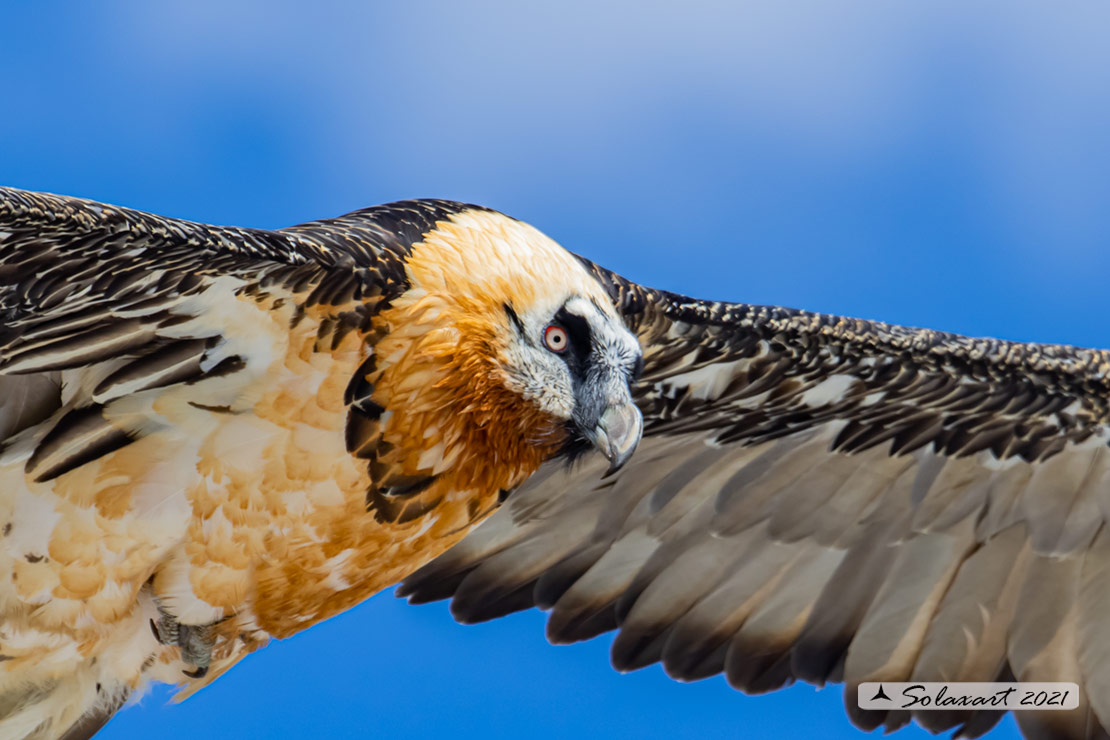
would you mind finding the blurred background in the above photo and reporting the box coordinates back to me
[5,2,1110,738]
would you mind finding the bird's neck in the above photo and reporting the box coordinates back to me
[368,291,567,499]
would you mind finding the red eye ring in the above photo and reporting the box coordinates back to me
[543,324,569,353]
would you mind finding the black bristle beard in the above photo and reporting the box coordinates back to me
[556,420,594,466]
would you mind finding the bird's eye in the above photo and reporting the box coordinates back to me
[543,324,569,353]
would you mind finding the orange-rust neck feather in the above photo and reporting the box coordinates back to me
[370,299,566,497]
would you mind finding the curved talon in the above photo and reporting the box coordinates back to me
[182,665,209,679]
[152,598,216,680]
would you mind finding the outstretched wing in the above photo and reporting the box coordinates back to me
[0,187,406,478]
[401,261,1110,739]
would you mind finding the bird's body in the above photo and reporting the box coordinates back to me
[0,190,640,738]
[2,186,1110,739]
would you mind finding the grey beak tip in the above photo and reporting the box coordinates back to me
[593,402,643,474]
[606,455,631,476]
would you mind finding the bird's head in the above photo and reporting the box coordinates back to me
[370,208,643,492]
[498,291,645,472]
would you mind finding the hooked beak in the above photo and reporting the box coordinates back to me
[587,401,643,473]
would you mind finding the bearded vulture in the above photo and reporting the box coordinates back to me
[0,186,1106,739]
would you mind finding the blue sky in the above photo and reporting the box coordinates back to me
[4,2,1110,738]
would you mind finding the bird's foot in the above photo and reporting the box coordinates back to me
[150,600,217,679]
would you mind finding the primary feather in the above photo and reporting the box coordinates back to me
[1,186,1108,738]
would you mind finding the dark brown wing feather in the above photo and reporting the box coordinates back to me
[401,260,1110,740]
[0,189,366,487]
